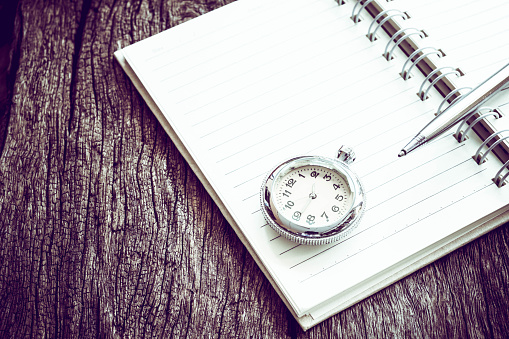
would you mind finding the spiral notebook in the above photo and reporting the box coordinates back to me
[115,0,509,330]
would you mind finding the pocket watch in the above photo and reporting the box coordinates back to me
[260,146,366,246]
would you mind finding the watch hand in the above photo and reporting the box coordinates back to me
[300,196,312,214]
[310,183,317,199]
[300,183,317,213]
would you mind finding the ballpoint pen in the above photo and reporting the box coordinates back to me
[398,62,509,157]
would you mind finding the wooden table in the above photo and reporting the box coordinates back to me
[1,1,508,337]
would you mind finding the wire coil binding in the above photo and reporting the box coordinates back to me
[436,87,472,116]
[401,47,442,80]
[384,28,425,61]
[473,129,509,164]
[455,107,502,142]
[352,0,375,23]
[367,9,407,42]
[418,67,461,100]
[493,159,509,187]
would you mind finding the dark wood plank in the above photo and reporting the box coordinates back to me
[0,0,508,338]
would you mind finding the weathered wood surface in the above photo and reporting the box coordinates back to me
[0,0,508,337]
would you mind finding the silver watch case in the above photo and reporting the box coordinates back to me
[260,148,366,246]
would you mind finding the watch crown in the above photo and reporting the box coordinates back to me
[337,145,356,164]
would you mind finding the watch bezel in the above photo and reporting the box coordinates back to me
[260,155,366,246]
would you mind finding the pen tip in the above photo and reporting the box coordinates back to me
[398,150,406,157]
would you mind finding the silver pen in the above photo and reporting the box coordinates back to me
[399,62,509,157]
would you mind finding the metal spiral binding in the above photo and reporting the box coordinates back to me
[384,28,425,61]
[455,107,502,142]
[367,9,407,42]
[472,129,509,164]
[436,87,472,116]
[351,0,375,23]
[493,159,509,187]
[418,67,461,100]
[401,46,442,80]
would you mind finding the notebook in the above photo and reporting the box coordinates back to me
[114,0,509,330]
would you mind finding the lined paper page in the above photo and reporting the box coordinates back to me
[120,0,509,319]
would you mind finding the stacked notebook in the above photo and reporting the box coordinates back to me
[115,0,509,330]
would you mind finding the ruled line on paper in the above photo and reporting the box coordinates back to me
[199,77,419,166]
[280,244,301,255]
[173,12,356,105]
[172,24,348,105]
[194,47,373,133]
[148,0,327,69]
[423,1,508,33]
[365,142,465,192]
[457,46,509,75]
[356,131,456,177]
[213,69,401,162]
[367,158,472,211]
[233,175,264,189]
[397,0,476,19]
[442,14,509,49]
[317,100,427,150]
[290,168,490,270]
[206,53,386,152]
[157,1,339,84]
[212,71,407,157]
[297,180,493,280]
[335,105,435,149]
[305,93,428,156]
[143,0,293,63]
[221,72,400,177]
[190,42,377,133]
[243,192,259,202]
[364,167,488,227]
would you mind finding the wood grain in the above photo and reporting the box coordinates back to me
[0,0,508,337]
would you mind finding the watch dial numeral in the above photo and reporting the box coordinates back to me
[335,194,344,201]
[332,205,340,213]
[292,211,302,221]
[286,179,296,188]
[282,189,292,197]
[298,173,306,178]
[321,211,329,222]
[310,171,319,178]
[323,174,332,181]
[333,184,341,190]
[285,201,294,209]
[306,215,315,225]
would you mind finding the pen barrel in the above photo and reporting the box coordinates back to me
[422,62,509,142]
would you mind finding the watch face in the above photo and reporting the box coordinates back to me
[261,155,365,245]
[272,164,353,233]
